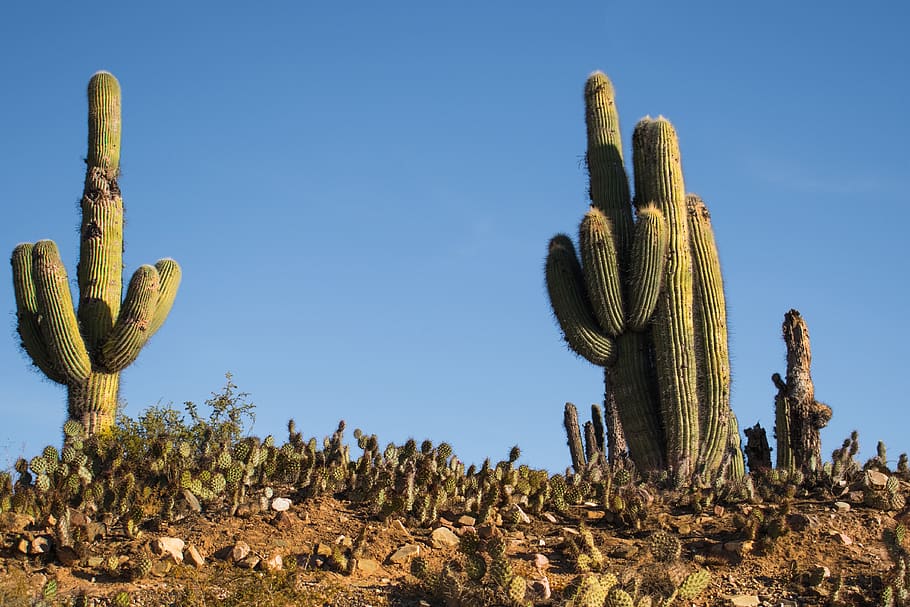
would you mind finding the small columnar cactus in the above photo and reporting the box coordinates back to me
[11,71,180,436]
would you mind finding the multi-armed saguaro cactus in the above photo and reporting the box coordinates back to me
[546,72,743,480]
[11,71,181,436]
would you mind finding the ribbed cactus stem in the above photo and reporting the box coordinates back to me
[87,71,121,173]
[564,403,586,472]
[585,72,634,254]
[632,117,700,478]
[11,244,64,383]
[580,208,624,336]
[546,235,616,366]
[32,241,92,383]
[686,194,731,473]
[626,204,668,330]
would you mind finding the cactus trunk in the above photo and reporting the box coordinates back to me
[67,372,120,436]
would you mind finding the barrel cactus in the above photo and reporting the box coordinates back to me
[11,71,180,436]
[545,72,743,481]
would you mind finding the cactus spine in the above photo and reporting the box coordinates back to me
[11,72,181,436]
[545,72,742,480]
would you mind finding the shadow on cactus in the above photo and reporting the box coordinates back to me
[11,71,181,438]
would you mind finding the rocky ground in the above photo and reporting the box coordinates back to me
[0,479,905,607]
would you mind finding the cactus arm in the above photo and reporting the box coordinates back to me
[632,117,700,477]
[31,241,91,384]
[100,265,160,372]
[10,244,67,384]
[546,235,616,366]
[585,72,634,255]
[147,258,181,336]
[626,204,668,330]
[563,403,586,472]
[78,71,124,351]
[686,195,732,472]
[579,208,625,336]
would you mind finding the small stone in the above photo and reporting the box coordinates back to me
[272,511,299,530]
[182,489,202,513]
[30,537,51,555]
[389,543,420,564]
[533,553,549,571]
[457,515,476,527]
[513,505,531,524]
[391,519,410,536]
[356,558,382,575]
[261,550,283,572]
[830,532,852,545]
[437,517,454,528]
[153,537,185,564]
[834,501,851,513]
[476,524,496,539]
[16,538,29,555]
[808,565,831,586]
[529,577,552,601]
[726,595,760,607]
[867,470,889,489]
[714,505,726,517]
[542,512,558,524]
[186,545,205,568]
[234,503,255,518]
[585,510,605,521]
[237,554,260,569]
[431,526,460,549]
[271,497,292,512]
[231,540,251,562]
[675,522,692,535]
[562,527,579,536]
[87,556,104,568]
[786,513,812,531]
[264,487,274,499]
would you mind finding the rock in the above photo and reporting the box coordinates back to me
[261,550,283,572]
[529,577,551,601]
[562,527,579,536]
[457,515,476,527]
[271,497,292,512]
[30,537,51,555]
[585,510,605,521]
[87,556,104,568]
[150,560,173,577]
[786,513,812,531]
[834,501,851,513]
[272,511,299,530]
[725,595,760,606]
[0,512,34,533]
[186,545,205,568]
[234,502,255,518]
[867,470,889,489]
[231,540,251,562]
[533,553,549,571]
[153,537,185,564]
[431,526,460,549]
[476,524,496,539]
[16,538,29,555]
[808,565,831,586]
[182,489,202,513]
[84,522,106,542]
[356,558,382,575]
[542,512,558,523]
[390,519,410,536]
[237,554,261,569]
[830,532,852,545]
[513,505,532,524]
[388,544,420,564]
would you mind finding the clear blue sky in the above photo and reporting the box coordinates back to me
[1,2,908,473]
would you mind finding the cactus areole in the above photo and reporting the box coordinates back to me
[11,71,181,436]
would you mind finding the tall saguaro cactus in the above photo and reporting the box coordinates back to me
[545,72,742,480]
[11,71,181,436]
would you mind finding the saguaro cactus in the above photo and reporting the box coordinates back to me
[546,72,742,480]
[11,71,181,436]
